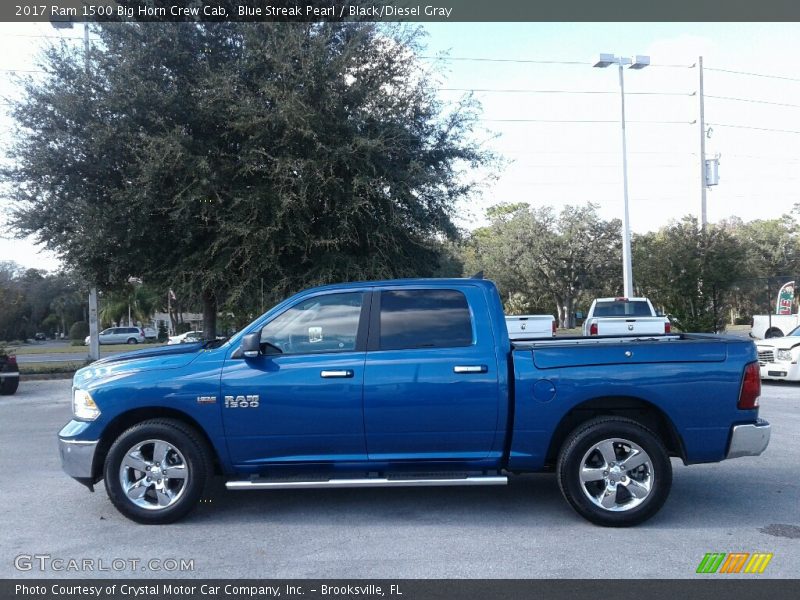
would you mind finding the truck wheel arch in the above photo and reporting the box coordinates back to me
[765,328,784,338]
[91,407,221,483]
[545,396,686,468]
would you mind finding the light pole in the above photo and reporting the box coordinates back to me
[593,53,650,298]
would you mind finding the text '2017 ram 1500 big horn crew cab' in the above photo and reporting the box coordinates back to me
[59,279,770,526]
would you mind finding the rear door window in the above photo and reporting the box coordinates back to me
[379,289,473,350]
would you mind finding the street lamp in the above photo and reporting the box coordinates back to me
[593,53,650,298]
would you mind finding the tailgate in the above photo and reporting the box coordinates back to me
[595,318,666,336]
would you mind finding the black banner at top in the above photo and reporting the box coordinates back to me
[6,0,800,23]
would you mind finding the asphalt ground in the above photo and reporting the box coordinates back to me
[0,379,798,579]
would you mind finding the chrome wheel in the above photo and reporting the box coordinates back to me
[578,437,653,512]
[118,439,189,511]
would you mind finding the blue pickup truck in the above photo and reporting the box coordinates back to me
[59,278,770,526]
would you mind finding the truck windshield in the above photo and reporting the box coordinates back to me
[593,301,652,317]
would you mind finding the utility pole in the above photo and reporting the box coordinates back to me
[617,60,634,298]
[594,53,650,298]
[698,56,708,229]
[52,19,99,359]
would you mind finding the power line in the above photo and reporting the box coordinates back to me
[421,55,694,68]
[0,33,86,40]
[706,95,800,109]
[0,68,46,74]
[708,122,800,135]
[420,55,592,65]
[705,66,800,83]
[482,119,694,124]
[438,87,692,96]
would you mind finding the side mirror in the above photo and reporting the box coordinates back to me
[240,332,261,358]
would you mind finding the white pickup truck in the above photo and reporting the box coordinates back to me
[751,314,800,339]
[582,297,671,336]
[505,314,556,340]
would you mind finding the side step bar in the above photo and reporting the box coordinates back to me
[226,475,507,490]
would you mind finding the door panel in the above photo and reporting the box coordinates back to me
[221,352,367,465]
[363,287,501,461]
[221,290,370,466]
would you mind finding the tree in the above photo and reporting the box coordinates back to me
[633,217,745,332]
[462,203,621,327]
[4,23,491,338]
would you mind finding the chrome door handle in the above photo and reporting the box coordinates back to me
[320,370,354,378]
[453,365,488,374]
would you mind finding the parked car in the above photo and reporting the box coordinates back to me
[84,327,146,345]
[34,332,47,341]
[505,314,556,340]
[59,278,769,526]
[167,331,203,345]
[755,324,800,381]
[751,313,800,339]
[582,297,671,336]
[143,327,158,340]
[0,352,19,395]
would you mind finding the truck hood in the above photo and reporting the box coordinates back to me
[74,343,205,387]
[756,338,800,351]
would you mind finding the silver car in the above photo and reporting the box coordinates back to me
[85,327,146,345]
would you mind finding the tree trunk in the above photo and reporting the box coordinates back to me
[202,289,217,340]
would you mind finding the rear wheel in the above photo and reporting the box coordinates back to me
[126,338,138,344]
[0,375,19,395]
[557,417,672,527]
[104,419,211,524]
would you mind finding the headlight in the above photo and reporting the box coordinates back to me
[72,388,100,420]
[777,349,793,362]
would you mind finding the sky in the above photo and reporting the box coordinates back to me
[1,21,800,271]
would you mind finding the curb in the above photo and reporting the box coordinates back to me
[19,372,76,381]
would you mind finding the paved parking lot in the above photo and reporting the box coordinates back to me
[1,378,798,579]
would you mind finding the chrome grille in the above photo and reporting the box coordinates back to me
[757,349,774,365]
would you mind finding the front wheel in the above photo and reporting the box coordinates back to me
[104,419,211,524]
[557,417,672,527]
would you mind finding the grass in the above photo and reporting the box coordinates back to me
[11,342,167,355]
[19,361,88,375]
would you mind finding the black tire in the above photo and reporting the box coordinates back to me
[556,417,672,527]
[126,338,138,344]
[765,328,783,339]
[0,375,19,395]
[104,419,212,524]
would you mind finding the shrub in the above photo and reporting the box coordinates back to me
[157,323,168,342]
[68,321,89,340]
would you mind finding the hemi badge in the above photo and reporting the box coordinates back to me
[197,396,217,404]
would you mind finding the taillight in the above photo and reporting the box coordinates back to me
[738,361,761,409]
[551,320,557,336]
[664,322,671,334]
[589,322,598,336]
[7,356,16,366]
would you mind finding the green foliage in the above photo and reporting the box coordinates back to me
[462,203,621,327]
[4,23,492,336]
[0,262,84,341]
[633,217,746,332]
[68,321,89,341]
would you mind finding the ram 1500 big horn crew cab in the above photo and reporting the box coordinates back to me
[59,279,770,526]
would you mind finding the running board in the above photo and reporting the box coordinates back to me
[226,475,507,490]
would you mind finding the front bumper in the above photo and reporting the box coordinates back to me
[58,436,98,490]
[726,420,771,459]
[758,360,800,381]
